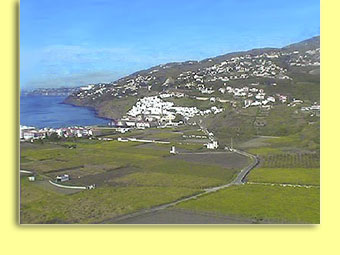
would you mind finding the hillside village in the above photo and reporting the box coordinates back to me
[63,37,319,107]
[22,36,320,149]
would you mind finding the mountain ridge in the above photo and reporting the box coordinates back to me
[63,36,319,120]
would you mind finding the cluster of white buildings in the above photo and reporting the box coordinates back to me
[127,96,199,121]
[301,104,320,112]
[206,140,219,149]
[289,48,320,67]
[176,52,292,88]
[69,45,319,106]
[217,84,301,109]
[20,125,93,141]
[220,85,276,108]
[127,96,224,123]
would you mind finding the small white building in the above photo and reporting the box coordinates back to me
[136,122,151,129]
[28,176,35,182]
[206,140,218,149]
[126,121,136,127]
[170,146,176,154]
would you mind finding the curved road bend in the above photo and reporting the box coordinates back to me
[99,149,259,224]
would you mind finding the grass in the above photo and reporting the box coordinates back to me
[248,147,284,156]
[20,139,247,223]
[20,122,319,224]
[176,184,320,224]
[247,168,320,186]
[260,153,320,168]
[165,97,218,110]
[20,178,199,224]
[238,136,274,149]
[114,172,224,189]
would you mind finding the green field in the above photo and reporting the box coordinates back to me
[20,139,247,223]
[176,184,320,223]
[259,153,320,168]
[247,168,320,185]
[20,109,320,224]
[21,177,199,224]
[97,126,208,146]
[171,127,320,223]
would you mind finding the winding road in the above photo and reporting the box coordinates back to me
[100,148,259,224]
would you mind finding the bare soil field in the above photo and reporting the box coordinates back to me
[69,166,139,187]
[172,152,248,169]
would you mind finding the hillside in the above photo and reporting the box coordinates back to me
[64,36,319,120]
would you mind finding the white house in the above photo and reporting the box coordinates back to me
[136,122,151,129]
[170,146,176,154]
[206,140,218,149]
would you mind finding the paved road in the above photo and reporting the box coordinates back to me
[100,149,259,224]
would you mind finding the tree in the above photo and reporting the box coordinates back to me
[48,132,60,141]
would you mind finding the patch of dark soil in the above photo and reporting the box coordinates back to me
[172,152,248,169]
[69,166,139,187]
[45,165,84,174]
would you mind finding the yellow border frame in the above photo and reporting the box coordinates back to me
[1,0,338,254]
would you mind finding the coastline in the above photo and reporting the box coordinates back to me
[60,100,114,122]
[20,95,112,128]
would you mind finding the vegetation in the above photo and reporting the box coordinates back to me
[247,168,320,186]
[20,139,247,223]
[20,177,199,224]
[259,153,320,168]
[114,172,225,189]
[176,184,320,223]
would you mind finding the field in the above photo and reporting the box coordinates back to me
[200,102,320,152]
[171,126,320,223]
[21,177,199,224]
[20,105,320,224]
[258,153,320,168]
[20,139,248,223]
[95,126,209,145]
[247,168,320,185]
[172,152,249,169]
[113,208,256,224]
[176,184,320,224]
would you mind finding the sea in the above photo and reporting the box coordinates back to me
[20,95,110,128]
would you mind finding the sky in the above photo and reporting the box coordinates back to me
[20,0,320,89]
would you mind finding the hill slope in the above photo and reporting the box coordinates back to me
[64,36,320,120]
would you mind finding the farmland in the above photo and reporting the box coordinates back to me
[247,168,320,186]
[176,184,320,224]
[20,109,320,224]
[170,125,320,223]
[21,177,199,224]
[20,138,248,223]
[258,153,320,168]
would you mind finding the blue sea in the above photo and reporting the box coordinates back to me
[20,95,110,128]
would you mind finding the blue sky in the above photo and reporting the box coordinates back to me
[20,0,320,89]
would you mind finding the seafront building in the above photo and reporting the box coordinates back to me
[20,125,93,141]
